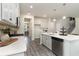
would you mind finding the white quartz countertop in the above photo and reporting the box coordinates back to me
[0,36,27,56]
[42,33,79,41]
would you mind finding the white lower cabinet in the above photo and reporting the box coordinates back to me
[42,35,46,46]
[41,34,52,50]
[47,36,52,50]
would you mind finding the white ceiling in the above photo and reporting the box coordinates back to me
[20,3,79,19]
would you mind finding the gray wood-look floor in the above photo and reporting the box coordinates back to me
[25,38,55,56]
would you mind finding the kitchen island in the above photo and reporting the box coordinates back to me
[40,33,79,56]
[0,36,27,56]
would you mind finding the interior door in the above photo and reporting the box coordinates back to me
[34,24,41,39]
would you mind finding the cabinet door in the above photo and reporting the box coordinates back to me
[0,3,1,20]
[8,4,13,23]
[2,3,10,21]
[42,35,46,46]
[47,36,52,50]
[2,3,18,26]
[16,3,20,26]
[12,3,20,26]
[42,35,52,50]
[42,35,44,44]
[11,3,16,25]
[15,3,20,17]
[45,35,48,48]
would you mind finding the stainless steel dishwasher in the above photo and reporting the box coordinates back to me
[51,37,64,56]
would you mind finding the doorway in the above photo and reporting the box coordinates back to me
[24,18,32,39]
[34,24,41,39]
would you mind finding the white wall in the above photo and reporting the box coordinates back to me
[48,18,57,33]
[72,18,79,34]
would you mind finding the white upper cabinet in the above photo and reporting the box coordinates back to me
[15,3,20,17]
[0,3,1,20]
[41,34,52,50]
[11,3,20,26]
[15,3,20,27]
[1,3,20,26]
[9,3,16,25]
[2,3,10,21]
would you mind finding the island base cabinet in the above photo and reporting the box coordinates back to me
[64,40,79,56]
[63,41,71,56]
[41,33,79,56]
[46,36,52,50]
[70,41,79,56]
[41,34,52,50]
[42,35,46,46]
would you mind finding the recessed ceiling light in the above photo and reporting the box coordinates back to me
[53,18,56,21]
[30,5,33,8]
[62,16,66,19]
